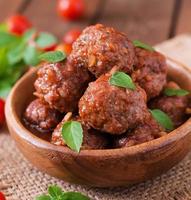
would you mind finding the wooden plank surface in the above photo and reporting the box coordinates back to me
[176,0,191,34]
[0,0,24,21]
[0,0,190,45]
[98,0,174,45]
[23,0,101,38]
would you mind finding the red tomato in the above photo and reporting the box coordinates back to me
[43,44,57,52]
[56,43,72,55]
[57,0,85,20]
[0,192,6,200]
[0,99,5,127]
[63,29,81,45]
[7,15,32,35]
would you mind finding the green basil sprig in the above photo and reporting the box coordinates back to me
[133,40,155,52]
[109,71,136,90]
[150,109,174,131]
[39,51,66,63]
[164,88,189,97]
[61,121,83,152]
[36,185,90,200]
[0,25,59,98]
[0,23,8,31]
[0,32,20,47]
[36,32,57,49]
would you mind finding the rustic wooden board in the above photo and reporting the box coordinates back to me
[176,0,191,34]
[23,0,101,38]
[1,0,190,47]
[98,0,174,45]
[0,0,24,21]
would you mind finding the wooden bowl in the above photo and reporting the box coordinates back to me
[5,58,191,187]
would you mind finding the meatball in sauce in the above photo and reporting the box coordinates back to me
[52,113,109,150]
[132,47,167,100]
[149,81,189,127]
[24,99,62,133]
[79,71,148,135]
[114,114,166,148]
[70,24,135,77]
[34,60,91,113]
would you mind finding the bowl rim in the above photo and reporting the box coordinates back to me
[5,57,191,158]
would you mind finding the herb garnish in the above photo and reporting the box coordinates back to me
[0,32,19,47]
[61,121,83,152]
[36,32,57,49]
[164,88,189,97]
[35,185,90,200]
[0,23,8,31]
[0,25,59,98]
[133,40,155,52]
[150,109,174,131]
[39,51,66,63]
[109,71,136,90]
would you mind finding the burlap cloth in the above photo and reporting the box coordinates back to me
[1,34,191,200]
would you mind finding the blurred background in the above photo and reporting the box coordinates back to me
[0,0,190,45]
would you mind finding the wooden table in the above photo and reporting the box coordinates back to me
[0,0,190,45]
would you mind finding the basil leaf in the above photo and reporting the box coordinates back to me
[0,23,8,32]
[63,192,90,200]
[8,63,26,83]
[48,185,64,198]
[23,45,39,66]
[0,32,19,47]
[36,32,57,48]
[0,81,11,99]
[109,71,136,90]
[23,28,36,42]
[39,51,66,63]
[35,195,51,200]
[35,185,90,200]
[164,88,189,96]
[0,48,9,76]
[7,42,26,65]
[133,40,155,52]
[62,121,83,152]
[150,109,174,131]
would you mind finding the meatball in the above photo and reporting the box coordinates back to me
[69,24,135,77]
[132,47,167,100]
[149,82,188,127]
[51,113,109,150]
[34,60,91,112]
[79,72,148,135]
[114,114,165,148]
[24,99,62,132]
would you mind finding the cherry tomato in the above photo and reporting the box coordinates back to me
[57,0,85,21]
[0,99,5,127]
[7,15,32,35]
[42,44,57,52]
[56,43,72,55]
[0,192,6,200]
[63,29,81,45]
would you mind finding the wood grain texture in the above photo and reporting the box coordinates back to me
[1,0,189,45]
[5,59,191,187]
[23,0,101,38]
[98,0,174,45]
[176,0,191,34]
[0,0,24,21]
[0,0,179,44]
